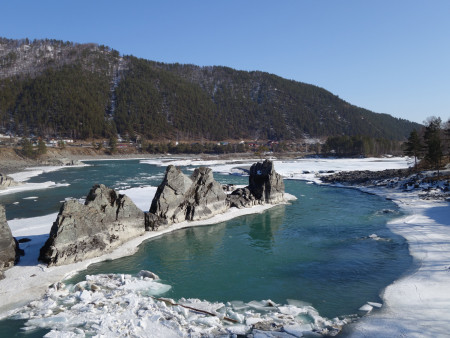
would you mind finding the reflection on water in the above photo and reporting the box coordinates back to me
[248,205,286,251]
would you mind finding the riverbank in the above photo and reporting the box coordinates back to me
[0,144,318,175]
[319,170,450,337]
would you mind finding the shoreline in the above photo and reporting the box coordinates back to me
[341,186,450,337]
[1,157,449,336]
[311,171,450,337]
[0,147,299,175]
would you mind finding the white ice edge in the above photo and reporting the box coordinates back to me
[8,164,88,182]
[0,164,86,196]
[342,186,450,338]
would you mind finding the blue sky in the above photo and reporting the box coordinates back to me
[2,0,449,124]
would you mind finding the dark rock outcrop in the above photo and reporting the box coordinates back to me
[0,205,20,279]
[149,166,228,225]
[0,173,20,190]
[248,160,285,204]
[227,160,285,208]
[320,168,413,186]
[227,187,258,209]
[39,184,145,266]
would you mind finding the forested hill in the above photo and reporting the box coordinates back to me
[0,37,421,141]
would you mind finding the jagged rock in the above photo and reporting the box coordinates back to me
[39,184,145,266]
[0,173,21,190]
[222,184,236,192]
[149,166,229,225]
[0,205,20,279]
[144,213,167,231]
[248,160,285,204]
[227,160,285,207]
[150,165,193,223]
[184,167,229,221]
[227,187,259,209]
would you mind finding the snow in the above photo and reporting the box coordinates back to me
[345,189,450,338]
[1,156,449,337]
[0,164,84,196]
[118,186,157,211]
[0,181,70,196]
[8,166,67,182]
[7,273,349,337]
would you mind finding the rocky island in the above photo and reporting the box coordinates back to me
[39,184,145,266]
[39,160,287,266]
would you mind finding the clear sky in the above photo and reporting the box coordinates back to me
[2,0,449,124]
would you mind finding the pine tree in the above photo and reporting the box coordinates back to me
[403,129,422,169]
[444,118,450,156]
[108,135,117,154]
[423,117,443,176]
[37,138,47,156]
[21,137,34,158]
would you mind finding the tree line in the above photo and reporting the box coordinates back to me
[322,135,402,156]
[403,117,450,173]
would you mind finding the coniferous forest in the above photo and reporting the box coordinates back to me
[0,37,421,143]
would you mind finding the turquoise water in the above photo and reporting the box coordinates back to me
[0,159,413,336]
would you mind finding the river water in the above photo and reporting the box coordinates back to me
[0,159,413,336]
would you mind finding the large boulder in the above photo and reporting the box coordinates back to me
[149,166,229,225]
[0,173,20,190]
[39,184,145,266]
[227,160,285,208]
[0,205,20,279]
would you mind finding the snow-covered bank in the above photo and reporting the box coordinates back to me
[8,166,71,182]
[343,187,450,338]
[0,164,87,196]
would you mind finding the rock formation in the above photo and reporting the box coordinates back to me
[248,160,285,204]
[228,160,285,208]
[38,160,286,267]
[150,165,193,223]
[184,167,229,221]
[0,173,20,190]
[0,205,20,279]
[39,184,145,266]
[149,166,228,226]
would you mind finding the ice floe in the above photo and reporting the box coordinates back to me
[9,272,351,337]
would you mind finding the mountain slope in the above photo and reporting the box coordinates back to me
[0,37,421,141]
